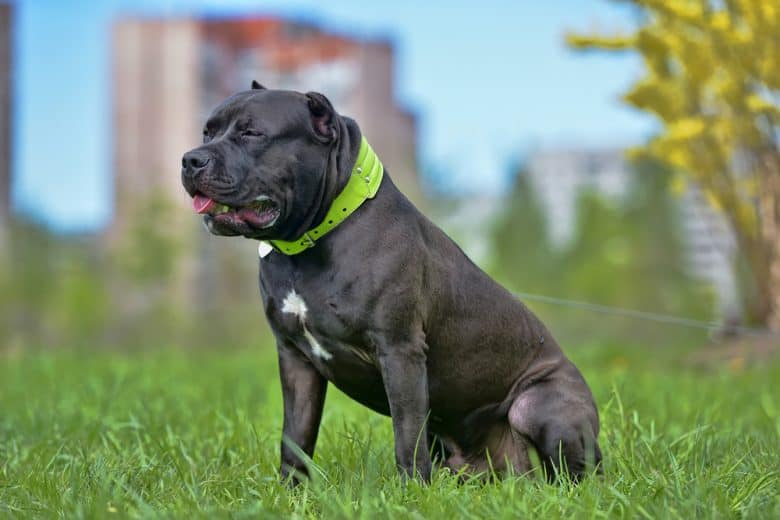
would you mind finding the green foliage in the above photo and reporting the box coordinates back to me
[0,195,270,351]
[113,192,184,284]
[0,220,110,348]
[0,344,777,517]
[492,162,713,345]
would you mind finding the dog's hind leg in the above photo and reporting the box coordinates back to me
[428,433,452,465]
[508,362,602,482]
[442,421,533,479]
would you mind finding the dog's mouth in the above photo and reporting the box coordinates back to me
[192,193,280,229]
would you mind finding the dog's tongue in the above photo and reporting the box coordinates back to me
[192,194,216,214]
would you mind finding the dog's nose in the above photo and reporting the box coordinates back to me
[181,150,210,177]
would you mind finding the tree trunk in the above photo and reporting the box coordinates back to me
[737,233,773,327]
[759,151,780,331]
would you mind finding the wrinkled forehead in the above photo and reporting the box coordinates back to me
[204,90,307,132]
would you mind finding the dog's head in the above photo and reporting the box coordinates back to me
[181,82,359,240]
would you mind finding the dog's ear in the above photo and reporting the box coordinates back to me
[305,91,337,142]
[251,80,266,90]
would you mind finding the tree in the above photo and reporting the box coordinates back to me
[567,0,780,329]
[493,163,711,346]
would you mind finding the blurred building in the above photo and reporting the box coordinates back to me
[112,16,420,237]
[678,183,740,319]
[525,148,739,320]
[527,149,630,247]
[112,18,199,237]
[0,3,12,236]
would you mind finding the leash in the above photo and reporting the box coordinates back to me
[513,291,776,337]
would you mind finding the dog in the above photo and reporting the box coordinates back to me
[181,82,602,483]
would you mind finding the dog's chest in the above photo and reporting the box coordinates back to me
[260,265,376,370]
[276,289,337,361]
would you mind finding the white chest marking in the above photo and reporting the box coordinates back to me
[281,290,308,318]
[281,290,332,360]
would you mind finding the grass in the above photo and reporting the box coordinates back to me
[0,342,778,518]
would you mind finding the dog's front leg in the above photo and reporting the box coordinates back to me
[277,343,327,484]
[375,336,431,482]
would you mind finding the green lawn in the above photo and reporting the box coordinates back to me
[1,343,778,518]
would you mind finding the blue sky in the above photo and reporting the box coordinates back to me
[11,0,652,232]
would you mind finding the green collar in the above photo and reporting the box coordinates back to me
[260,136,384,256]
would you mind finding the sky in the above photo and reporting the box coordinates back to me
[10,0,653,232]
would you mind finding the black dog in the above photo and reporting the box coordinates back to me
[181,82,601,483]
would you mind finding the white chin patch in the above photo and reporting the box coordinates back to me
[281,290,332,360]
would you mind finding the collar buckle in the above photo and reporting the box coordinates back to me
[300,232,316,248]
